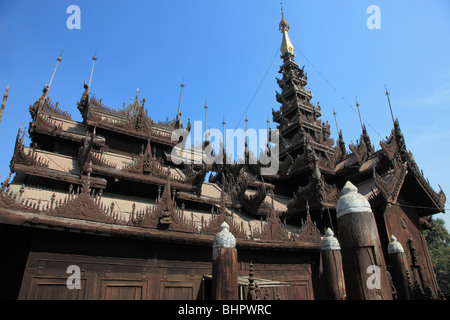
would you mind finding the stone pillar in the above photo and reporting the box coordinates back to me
[321,228,346,300]
[388,235,412,300]
[336,181,393,300]
[212,221,238,300]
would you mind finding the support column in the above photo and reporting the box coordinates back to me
[336,181,393,300]
[321,228,346,300]
[388,235,412,300]
[212,221,238,300]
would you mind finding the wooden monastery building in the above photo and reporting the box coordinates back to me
[0,13,446,300]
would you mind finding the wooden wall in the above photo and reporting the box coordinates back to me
[382,195,440,298]
[12,227,319,300]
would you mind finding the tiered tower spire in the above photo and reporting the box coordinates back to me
[272,12,335,171]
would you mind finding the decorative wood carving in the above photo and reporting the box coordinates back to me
[137,173,199,233]
[240,183,267,216]
[287,156,338,213]
[378,120,446,211]
[40,98,72,120]
[46,164,115,223]
[201,189,247,239]
[78,127,96,168]
[295,201,321,242]
[10,127,49,171]
[253,196,290,242]
[349,127,374,165]
[373,154,407,204]
[123,140,184,185]
[183,163,208,196]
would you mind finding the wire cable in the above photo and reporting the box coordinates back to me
[293,43,384,140]
[225,45,281,146]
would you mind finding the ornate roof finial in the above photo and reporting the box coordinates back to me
[176,79,185,127]
[385,85,395,126]
[204,99,208,132]
[355,97,364,131]
[48,51,63,90]
[88,52,97,89]
[133,88,140,107]
[305,199,311,219]
[332,106,340,136]
[279,4,294,55]
[279,1,289,32]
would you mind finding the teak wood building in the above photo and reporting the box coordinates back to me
[0,14,446,300]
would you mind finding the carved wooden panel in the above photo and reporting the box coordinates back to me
[14,226,319,300]
[24,276,87,300]
[101,279,146,300]
[161,281,195,300]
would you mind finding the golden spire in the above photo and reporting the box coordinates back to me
[279,2,294,55]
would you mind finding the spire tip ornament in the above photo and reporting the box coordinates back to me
[279,4,294,55]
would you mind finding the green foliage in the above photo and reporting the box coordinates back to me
[424,218,450,298]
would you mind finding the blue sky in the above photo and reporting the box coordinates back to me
[0,0,449,229]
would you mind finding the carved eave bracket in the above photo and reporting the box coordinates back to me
[240,183,267,216]
[183,163,208,196]
[78,127,97,168]
[10,127,49,172]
